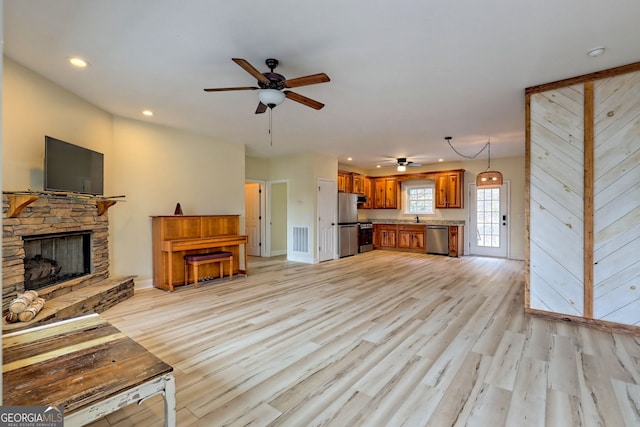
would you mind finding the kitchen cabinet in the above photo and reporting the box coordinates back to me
[374,177,399,209]
[373,223,463,256]
[352,174,365,195]
[448,225,464,257]
[338,171,352,193]
[361,177,373,209]
[338,169,464,209]
[435,170,464,208]
[374,224,397,249]
[398,225,426,252]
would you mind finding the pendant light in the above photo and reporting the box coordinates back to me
[444,136,503,187]
[476,139,503,188]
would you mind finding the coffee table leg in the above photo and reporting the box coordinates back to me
[163,374,176,427]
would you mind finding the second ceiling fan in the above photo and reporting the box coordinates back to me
[204,58,330,114]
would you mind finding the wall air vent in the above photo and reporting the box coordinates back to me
[292,226,309,252]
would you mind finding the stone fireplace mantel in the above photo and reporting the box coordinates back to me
[4,190,124,218]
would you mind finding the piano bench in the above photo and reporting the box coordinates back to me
[184,251,233,288]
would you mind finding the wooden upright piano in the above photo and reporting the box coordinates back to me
[151,215,248,291]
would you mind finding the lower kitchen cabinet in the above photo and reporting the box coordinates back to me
[373,223,463,256]
[374,224,397,249]
[448,225,464,257]
[397,225,426,252]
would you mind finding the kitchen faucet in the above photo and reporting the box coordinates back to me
[416,216,420,223]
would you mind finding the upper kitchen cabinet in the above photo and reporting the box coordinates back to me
[435,170,464,208]
[373,177,399,209]
[527,61,640,329]
[361,177,373,209]
[337,171,353,193]
[352,174,365,194]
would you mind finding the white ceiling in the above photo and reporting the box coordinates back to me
[4,0,640,170]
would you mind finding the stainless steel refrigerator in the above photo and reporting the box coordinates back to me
[338,193,359,257]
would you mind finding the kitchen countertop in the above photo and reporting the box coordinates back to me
[367,219,465,226]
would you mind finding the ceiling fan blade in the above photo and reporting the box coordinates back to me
[232,58,270,84]
[409,163,422,167]
[284,91,325,110]
[255,102,268,114]
[284,73,330,88]
[203,86,258,92]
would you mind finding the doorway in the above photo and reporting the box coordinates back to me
[244,181,265,257]
[469,182,509,258]
[267,181,288,257]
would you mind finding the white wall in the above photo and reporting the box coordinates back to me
[2,58,113,192]
[111,117,245,285]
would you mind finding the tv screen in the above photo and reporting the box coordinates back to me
[44,136,104,195]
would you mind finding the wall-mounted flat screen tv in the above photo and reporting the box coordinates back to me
[44,136,104,195]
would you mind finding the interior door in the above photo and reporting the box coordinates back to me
[318,178,337,262]
[469,182,509,257]
[244,182,263,256]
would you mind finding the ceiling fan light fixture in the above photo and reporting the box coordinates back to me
[258,89,285,108]
[397,165,407,172]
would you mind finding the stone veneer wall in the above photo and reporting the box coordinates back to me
[2,195,110,312]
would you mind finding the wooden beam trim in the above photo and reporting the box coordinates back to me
[524,94,531,309]
[583,82,595,319]
[525,307,640,335]
[525,61,640,95]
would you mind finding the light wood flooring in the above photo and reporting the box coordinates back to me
[88,251,640,426]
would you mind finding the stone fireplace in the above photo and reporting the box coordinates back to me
[3,194,111,314]
[23,230,92,291]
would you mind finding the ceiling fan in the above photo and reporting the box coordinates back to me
[395,157,422,171]
[396,158,422,167]
[204,58,330,114]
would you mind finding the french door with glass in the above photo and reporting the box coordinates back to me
[469,182,509,257]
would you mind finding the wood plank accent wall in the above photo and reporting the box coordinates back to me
[526,62,640,329]
[592,71,640,324]
[528,84,585,316]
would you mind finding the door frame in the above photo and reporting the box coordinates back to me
[468,181,510,258]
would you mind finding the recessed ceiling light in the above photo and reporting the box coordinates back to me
[142,110,154,117]
[68,57,89,68]
[347,157,353,161]
[438,158,444,162]
[587,47,605,58]
[376,165,381,168]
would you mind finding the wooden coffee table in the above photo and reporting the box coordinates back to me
[3,313,175,426]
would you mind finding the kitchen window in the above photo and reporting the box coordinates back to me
[404,184,434,215]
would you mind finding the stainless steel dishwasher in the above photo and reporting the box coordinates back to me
[426,226,449,255]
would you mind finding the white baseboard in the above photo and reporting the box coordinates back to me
[134,277,154,289]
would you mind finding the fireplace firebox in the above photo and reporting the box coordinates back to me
[23,231,92,291]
